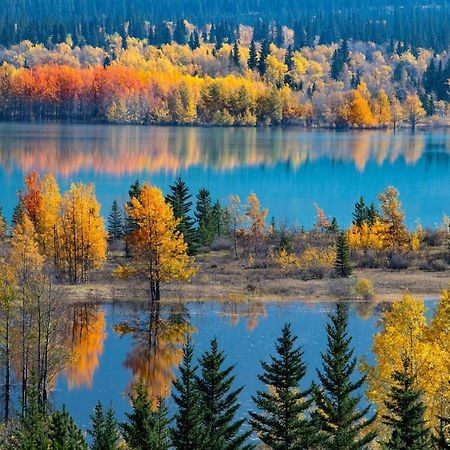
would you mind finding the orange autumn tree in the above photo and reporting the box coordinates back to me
[245,192,268,253]
[121,183,194,302]
[58,183,107,283]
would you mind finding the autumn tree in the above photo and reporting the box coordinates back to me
[124,183,194,303]
[314,303,376,448]
[58,183,107,283]
[404,94,426,130]
[245,192,268,253]
[0,206,8,240]
[250,323,313,449]
[347,81,375,127]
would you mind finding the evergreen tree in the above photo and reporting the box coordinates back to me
[49,406,88,450]
[258,39,270,76]
[171,340,206,450]
[88,402,119,450]
[108,200,124,240]
[367,202,379,226]
[248,39,258,70]
[195,188,213,246]
[382,357,431,449]
[173,19,188,44]
[232,40,240,66]
[330,39,350,80]
[249,323,313,449]
[121,383,170,450]
[11,202,24,227]
[189,30,200,50]
[211,200,229,237]
[435,413,450,450]
[334,231,352,277]
[197,338,252,450]
[314,303,376,449]
[352,196,368,227]
[166,177,197,254]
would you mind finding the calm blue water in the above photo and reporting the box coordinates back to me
[51,300,416,432]
[0,123,448,228]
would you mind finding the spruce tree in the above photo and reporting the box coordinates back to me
[166,177,197,254]
[197,338,252,450]
[249,323,313,449]
[195,188,213,246]
[108,200,124,240]
[121,383,170,450]
[211,200,229,237]
[232,41,240,66]
[171,340,206,450]
[435,414,450,450]
[88,401,119,450]
[352,196,368,227]
[49,406,88,450]
[367,202,379,226]
[382,357,431,450]
[314,303,376,449]
[258,39,270,76]
[334,231,352,277]
[248,39,258,70]
[11,202,24,227]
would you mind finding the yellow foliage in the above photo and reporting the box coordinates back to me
[354,278,375,300]
[277,247,335,270]
[348,219,388,250]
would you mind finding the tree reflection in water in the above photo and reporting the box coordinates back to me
[114,301,193,406]
[220,300,267,331]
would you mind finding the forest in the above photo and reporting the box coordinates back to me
[0,34,449,127]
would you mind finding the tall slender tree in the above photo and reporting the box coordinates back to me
[88,401,119,450]
[166,177,197,254]
[248,39,258,70]
[108,200,124,240]
[314,303,376,449]
[382,357,431,449]
[197,338,252,450]
[49,406,88,449]
[171,339,206,450]
[250,323,313,449]
[335,231,352,277]
[195,188,213,246]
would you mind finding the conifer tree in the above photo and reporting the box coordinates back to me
[88,401,119,450]
[195,188,213,246]
[197,338,252,450]
[108,200,124,240]
[211,200,229,237]
[314,303,376,449]
[258,39,270,76]
[11,202,24,228]
[49,406,88,450]
[435,414,450,450]
[232,41,240,66]
[248,39,258,70]
[250,323,313,449]
[367,202,379,226]
[382,357,431,450]
[121,383,170,450]
[171,340,206,450]
[166,177,197,254]
[353,196,368,227]
[335,231,352,277]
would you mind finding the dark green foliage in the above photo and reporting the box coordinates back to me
[88,401,119,450]
[211,200,229,237]
[249,323,313,449]
[171,340,206,450]
[128,179,142,201]
[435,414,450,450]
[334,231,352,277]
[121,383,170,450]
[173,19,189,44]
[352,196,368,227]
[166,177,198,254]
[195,188,214,246]
[330,39,350,80]
[329,217,339,233]
[197,338,252,450]
[258,39,270,76]
[314,303,376,449]
[248,39,258,70]
[382,357,431,450]
[14,388,50,449]
[49,406,88,450]
[232,41,240,66]
[11,202,24,227]
[107,200,124,240]
[189,30,200,50]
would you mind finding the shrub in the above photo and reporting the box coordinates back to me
[387,253,410,270]
[354,278,375,300]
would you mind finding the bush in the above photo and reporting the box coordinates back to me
[387,253,410,270]
[328,278,355,300]
[354,278,375,300]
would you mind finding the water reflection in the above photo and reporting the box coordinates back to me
[221,300,267,331]
[0,124,448,177]
[113,302,193,405]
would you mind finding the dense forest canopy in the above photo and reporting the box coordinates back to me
[1,0,450,50]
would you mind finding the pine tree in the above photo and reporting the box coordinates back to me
[334,231,352,277]
[197,338,252,450]
[314,303,376,449]
[382,357,431,449]
[250,323,313,449]
[166,177,197,254]
[352,196,368,227]
[248,39,258,70]
[121,383,170,450]
[211,200,229,237]
[435,413,450,450]
[232,41,240,66]
[367,202,379,226]
[108,200,124,240]
[11,202,24,227]
[88,401,119,450]
[171,340,206,450]
[195,188,213,246]
[258,39,270,76]
[49,406,88,450]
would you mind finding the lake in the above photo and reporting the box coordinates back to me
[0,123,449,228]
[53,300,387,433]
